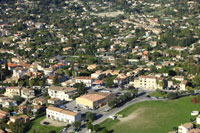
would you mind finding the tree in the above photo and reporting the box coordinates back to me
[18,80,25,87]
[105,78,114,88]
[193,75,200,87]
[73,83,87,95]
[93,124,100,132]
[29,79,35,87]
[167,92,178,99]
[86,112,95,122]
[72,121,81,131]
[168,70,177,76]
[86,122,93,130]
[0,117,8,130]
[9,121,26,133]
[53,75,59,85]
[13,95,24,104]
[100,128,109,133]
[39,80,45,87]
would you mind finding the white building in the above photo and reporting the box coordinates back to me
[12,67,27,78]
[48,86,77,101]
[196,115,200,125]
[75,77,94,87]
[180,80,187,91]
[46,106,81,123]
[91,71,103,79]
[178,123,193,133]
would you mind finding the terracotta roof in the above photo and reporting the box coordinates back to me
[181,123,193,129]
[0,110,8,116]
[19,63,30,67]
[7,63,18,67]
[188,128,200,133]
[47,106,78,116]
[93,80,104,85]
[0,114,5,119]
[48,75,54,79]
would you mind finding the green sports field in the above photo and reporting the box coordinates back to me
[100,96,199,133]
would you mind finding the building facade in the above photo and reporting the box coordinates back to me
[46,106,81,123]
[48,86,77,101]
[133,75,164,90]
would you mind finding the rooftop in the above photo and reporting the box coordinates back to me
[47,106,78,116]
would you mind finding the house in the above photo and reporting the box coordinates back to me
[47,75,54,85]
[43,68,53,76]
[9,115,29,123]
[188,128,200,133]
[32,105,43,114]
[4,87,21,98]
[76,92,114,109]
[92,80,104,86]
[75,77,94,87]
[178,123,193,133]
[7,63,18,70]
[2,99,17,108]
[48,98,62,106]
[21,88,35,98]
[0,110,9,119]
[0,96,9,104]
[196,115,200,125]
[33,97,46,106]
[91,71,103,79]
[114,74,128,86]
[48,86,77,101]
[18,105,31,114]
[0,129,5,133]
[180,80,187,91]
[87,64,97,70]
[46,106,81,123]
[173,76,184,82]
[133,75,164,90]
[12,67,27,78]
[170,46,187,51]
[61,79,74,87]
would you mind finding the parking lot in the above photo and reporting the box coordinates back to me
[40,118,68,127]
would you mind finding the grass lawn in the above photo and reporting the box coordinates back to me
[100,96,199,133]
[149,91,167,98]
[27,116,64,133]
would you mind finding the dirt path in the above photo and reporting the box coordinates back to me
[118,108,146,123]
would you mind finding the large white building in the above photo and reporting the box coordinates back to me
[46,106,81,123]
[133,75,164,90]
[75,77,94,87]
[48,86,77,101]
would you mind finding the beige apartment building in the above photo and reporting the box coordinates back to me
[133,75,164,90]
